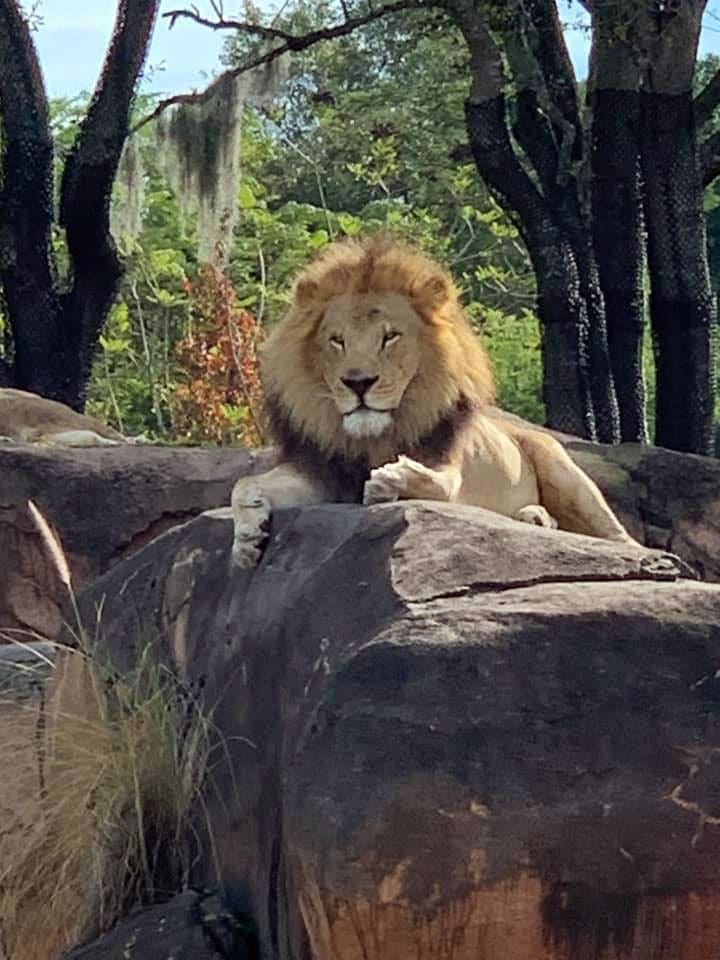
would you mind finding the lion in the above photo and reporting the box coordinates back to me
[0,388,126,446]
[230,236,639,567]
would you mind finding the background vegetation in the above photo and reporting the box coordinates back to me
[4,3,720,451]
[82,17,542,443]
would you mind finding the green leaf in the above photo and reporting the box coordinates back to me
[238,183,256,210]
[308,229,329,248]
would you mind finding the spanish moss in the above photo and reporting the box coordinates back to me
[154,63,286,265]
[110,133,145,244]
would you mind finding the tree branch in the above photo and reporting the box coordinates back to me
[164,7,294,42]
[58,0,161,407]
[521,0,582,153]
[452,13,553,245]
[133,0,420,133]
[481,0,582,202]
[694,65,720,130]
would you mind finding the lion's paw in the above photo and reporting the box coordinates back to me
[363,469,401,506]
[363,456,444,505]
[514,504,558,529]
[231,492,271,569]
[363,457,413,505]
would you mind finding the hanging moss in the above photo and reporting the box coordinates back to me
[154,62,287,265]
[110,133,145,244]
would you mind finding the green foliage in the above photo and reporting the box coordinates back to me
[22,23,720,444]
[76,12,545,439]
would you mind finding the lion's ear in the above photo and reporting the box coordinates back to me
[294,277,320,308]
[415,273,451,313]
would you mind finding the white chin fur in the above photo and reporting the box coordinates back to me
[343,409,393,439]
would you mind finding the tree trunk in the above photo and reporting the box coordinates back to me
[508,102,617,441]
[590,88,648,443]
[565,225,620,444]
[57,0,161,410]
[0,0,160,411]
[464,93,595,439]
[506,2,619,444]
[641,89,716,454]
[0,0,61,398]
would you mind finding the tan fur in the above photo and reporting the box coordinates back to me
[262,236,495,457]
[231,236,639,567]
[0,388,125,446]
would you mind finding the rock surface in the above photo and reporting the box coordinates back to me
[62,891,255,960]
[0,443,275,640]
[62,500,720,960]
[1,438,719,645]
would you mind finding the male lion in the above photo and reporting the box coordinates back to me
[231,237,638,567]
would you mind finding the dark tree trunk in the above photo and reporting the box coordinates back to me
[574,241,621,443]
[0,0,160,411]
[509,5,620,445]
[458,1,624,443]
[511,97,619,442]
[58,0,161,410]
[641,90,716,455]
[591,88,648,442]
[0,0,61,397]
[465,96,595,439]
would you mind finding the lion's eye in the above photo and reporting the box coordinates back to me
[382,331,401,348]
[329,335,345,351]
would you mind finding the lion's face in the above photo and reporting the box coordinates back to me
[316,291,423,439]
[261,237,495,456]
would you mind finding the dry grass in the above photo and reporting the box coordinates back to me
[0,503,213,960]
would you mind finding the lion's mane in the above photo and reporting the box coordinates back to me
[261,236,495,457]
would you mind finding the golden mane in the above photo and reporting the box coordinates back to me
[261,236,495,454]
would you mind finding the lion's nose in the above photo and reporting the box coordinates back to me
[341,374,378,400]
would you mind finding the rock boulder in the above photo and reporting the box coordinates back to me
[60,499,720,960]
[1,438,719,645]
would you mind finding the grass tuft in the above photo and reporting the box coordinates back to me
[0,504,213,960]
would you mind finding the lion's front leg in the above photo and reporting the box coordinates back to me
[363,455,462,506]
[231,464,327,568]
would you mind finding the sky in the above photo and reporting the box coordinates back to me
[32,0,227,99]
[27,0,720,100]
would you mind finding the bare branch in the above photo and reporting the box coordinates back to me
[694,66,720,130]
[133,0,420,133]
[164,6,294,42]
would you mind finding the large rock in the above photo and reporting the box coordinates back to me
[62,891,255,960]
[1,438,720,646]
[0,444,275,640]
[61,500,720,960]
[567,440,720,581]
